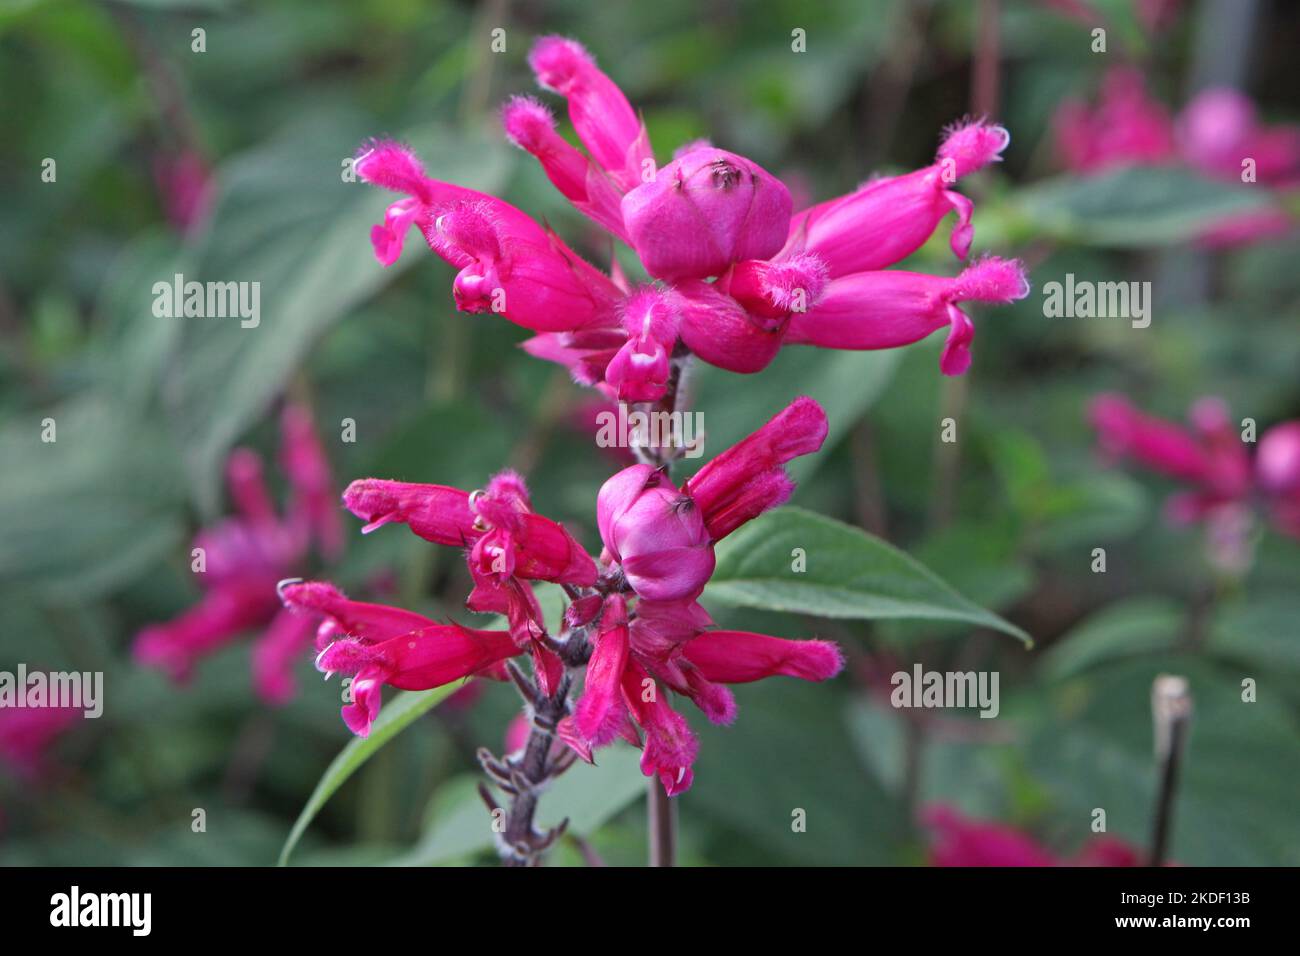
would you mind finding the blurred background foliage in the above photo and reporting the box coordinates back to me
[0,0,1297,866]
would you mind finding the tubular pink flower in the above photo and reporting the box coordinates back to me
[280,580,435,648]
[570,595,632,748]
[684,396,829,540]
[133,578,282,683]
[527,36,653,193]
[786,256,1031,376]
[356,140,621,332]
[680,630,844,683]
[501,95,629,240]
[1052,68,1177,174]
[316,624,521,737]
[604,288,680,402]
[621,662,698,796]
[344,474,597,587]
[251,606,319,706]
[343,478,476,542]
[621,146,792,280]
[597,464,714,602]
[1090,395,1229,486]
[785,119,1010,277]
[280,403,343,560]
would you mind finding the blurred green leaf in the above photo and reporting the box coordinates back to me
[706,507,1032,644]
[280,684,459,865]
[1040,597,1184,680]
[1015,166,1268,247]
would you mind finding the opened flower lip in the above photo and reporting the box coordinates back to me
[315,621,521,737]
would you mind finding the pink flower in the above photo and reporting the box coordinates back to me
[0,706,82,781]
[281,580,518,735]
[343,470,594,700]
[133,403,340,704]
[786,256,1031,376]
[359,36,1025,386]
[597,397,827,600]
[154,148,214,235]
[621,145,792,281]
[1089,394,1251,524]
[1052,71,1299,246]
[923,805,1143,867]
[354,140,622,332]
[1053,68,1177,174]
[562,398,841,791]
[784,119,1011,275]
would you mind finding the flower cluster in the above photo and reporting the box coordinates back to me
[356,35,1028,388]
[1089,394,1300,568]
[288,397,842,795]
[133,403,342,704]
[923,804,1142,867]
[1054,67,1300,245]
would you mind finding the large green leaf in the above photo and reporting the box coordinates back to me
[705,507,1031,644]
[279,684,459,865]
[166,119,512,513]
[1015,166,1268,247]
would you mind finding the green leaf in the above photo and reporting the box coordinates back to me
[279,684,459,866]
[392,745,647,866]
[1015,166,1268,248]
[705,507,1031,645]
[1040,597,1184,681]
[167,120,512,513]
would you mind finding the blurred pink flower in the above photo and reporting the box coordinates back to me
[1089,394,1300,557]
[133,403,340,704]
[154,149,214,235]
[0,705,82,781]
[924,805,1142,867]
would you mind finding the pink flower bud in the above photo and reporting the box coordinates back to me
[621,146,792,280]
[684,396,829,540]
[604,288,680,402]
[787,256,1030,375]
[528,36,652,192]
[786,119,1009,277]
[502,95,628,239]
[597,464,715,602]
[343,479,476,542]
